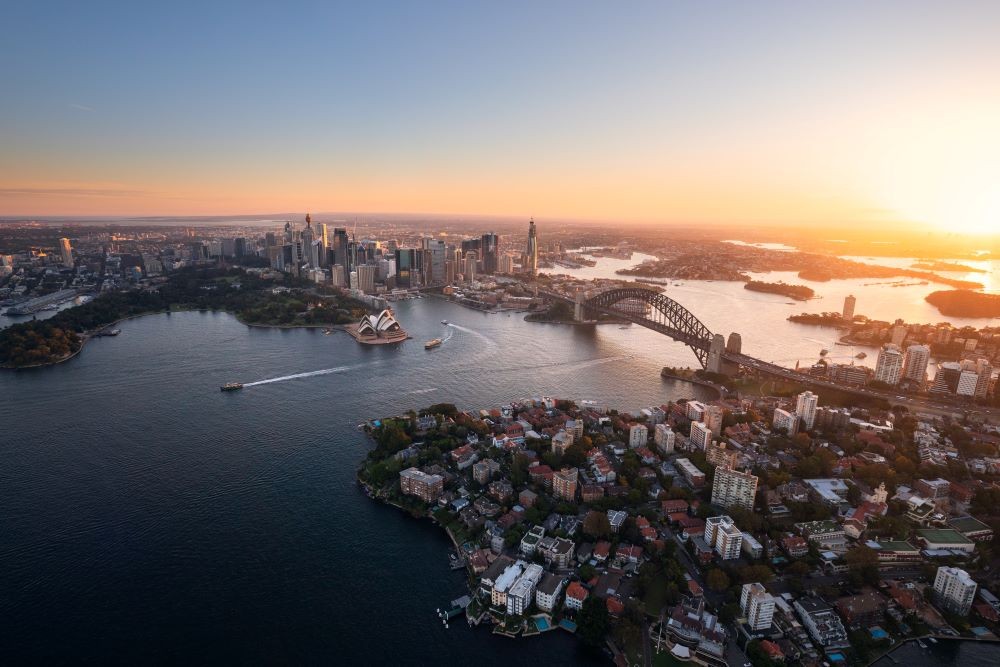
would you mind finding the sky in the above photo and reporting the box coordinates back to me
[2,1,1000,233]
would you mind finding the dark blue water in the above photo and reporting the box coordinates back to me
[0,298,712,664]
[871,638,1000,666]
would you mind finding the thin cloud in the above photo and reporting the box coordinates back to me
[0,187,146,198]
[69,103,94,112]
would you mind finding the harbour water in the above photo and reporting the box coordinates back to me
[0,297,713,663]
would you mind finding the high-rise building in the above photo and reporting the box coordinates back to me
[933,566,977,615]
[525,218,538,275]
[772,408,798,435]
[931,362,963,394]
[956,368,979,397]
[300,216,315,267]
[422,238,447,284]
[890,321,908,347]
[706,441,738,469]
[711,466,758,511]
[705,515,743,560]
[704,405,724,438]
[689,421,713,450]
[843,294,856,320]
[553,468,578,501]
[59,237,73,266]
[480,233,499,274]
[331,264,346,288]
[499,254,514,274]
[902,344,931,386]
[973,359,993,399]
[357,264,376,294]
[654,424,675,454]
[628,424,648,449]
[874,344,904,386]
[795,391,819,430]
[464,251,477,283]
[741,583,775,631]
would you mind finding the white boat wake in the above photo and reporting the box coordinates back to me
[243,364,359,387]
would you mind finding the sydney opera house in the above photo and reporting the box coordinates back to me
[347,309,408,345]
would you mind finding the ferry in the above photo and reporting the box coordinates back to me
[220,382,243,392]
[425,338,443,350]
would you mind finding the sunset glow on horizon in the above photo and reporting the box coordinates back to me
[2,1,999,234]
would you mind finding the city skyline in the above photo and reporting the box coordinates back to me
[2,2,999,235]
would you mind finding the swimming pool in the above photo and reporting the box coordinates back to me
[534,617,550,631]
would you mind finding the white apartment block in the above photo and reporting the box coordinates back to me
[629,423,648,449]
[705,515,743,560]
[741,582,775,631]
[711,466,759,511]
[933,566,977,615]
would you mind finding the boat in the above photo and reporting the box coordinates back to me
[819,349,829,356]
[220,382,243,392]
[323,328,333,335]
[855,352,867,359]
[441,320,449,325]
[425,338,443,350]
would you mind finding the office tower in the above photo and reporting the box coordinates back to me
[874,344,904,385]
[421,238,447,284]
[843,294,856,320]
[741,583,775,631]
[394,248,422,288]
[902,344,931,385]
[333,227,350,271]
[265,232,277,248]
[331,264,345,288]
[283,220,293,243]
[526,218,538,275]
[933,567,977,615]
[705,515,743,560]
[689,421,712,450]
[461,237,481,258]
[464,251,477,283]
[480,232,499,274]
[349,270,358,290]
[772,408,798,435]
[628,424,648,448]
[795,391,819,430]
[553,468,578,501]
[300,216,314,267]
[499,254,514,274]
[711,466,759,510]
[704,405,724,438]
[59,237,73,266]
[318,224,330,266]
[357,264,376,294]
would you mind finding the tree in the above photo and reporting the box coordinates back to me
[845,545,879,586]
[576,595,609,647]
[583,510,611,540]
[706,568,730,592]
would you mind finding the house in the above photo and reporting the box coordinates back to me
[538,536,575,569]
[520,525,546,557]
[782,535,809,558]
[565,581,589,611]
[607,509,627,533]
[518,489,538,508]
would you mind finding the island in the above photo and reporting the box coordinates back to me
[910,260,987,273]
[925,290,1000,318]
[0,267,371,369]
[743,280,814,300]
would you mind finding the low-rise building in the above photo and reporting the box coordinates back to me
[535,573,565,613]
[675,457,706,488]
[506,563,544,616]
[399,467,444,502]
[794,597,849,648]
[565,581,588,611]
[915,528,976,554]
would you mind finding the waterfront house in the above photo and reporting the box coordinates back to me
[564,581,588,611]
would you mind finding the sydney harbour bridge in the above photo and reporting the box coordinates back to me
[534,285,907,401]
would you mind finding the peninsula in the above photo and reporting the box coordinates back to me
[0,267,370,368]
[743,280,814,300]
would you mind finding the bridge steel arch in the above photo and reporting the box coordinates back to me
[580,287,715,367]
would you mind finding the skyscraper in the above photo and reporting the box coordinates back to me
[843,294,856,320]
[525,218,538,275]
[357,264,376,294]
[422,238,447,285]
[480,233,499,274]
[874,344,904,385]
[59,237,73,267]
